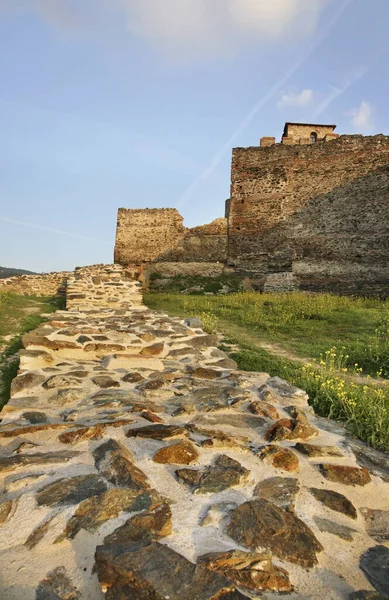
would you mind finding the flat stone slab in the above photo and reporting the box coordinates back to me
[226,498,323,568]
[314,516,357,541]
[93,439,150,489]
[36,474,108,506]
[198,550,292,594]
[319,464,372,486]
[95,541,245,599]
[309,487,357,519]
[153,440,199,464]
[360,545,389,597]
[360,508,389,541]
[253,477,299,511]
[176,454,250,494]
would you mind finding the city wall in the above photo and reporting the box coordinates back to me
[114,134,389,295]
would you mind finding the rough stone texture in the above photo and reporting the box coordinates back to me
[0,264,388,600]
[114,207,228,279]
[257,444,299,473]
[35,566,81,600]
[313,516,357,541]
[153,439,199,464]
[253,476,299,511]
[176,454,249,494]
[360,508,389,541]
[114,127,389,295]
[114,207,186,265]
[319,464,372,486]
[226,498,323,568]
[154,217,228,264]
[198,550,292,594]
[309,487,357,519]
[0,271,71,296]
[95,541,243,599]
[228,134,389,295]
[359,546,389,598]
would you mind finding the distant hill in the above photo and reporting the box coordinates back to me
[0,266,39,279]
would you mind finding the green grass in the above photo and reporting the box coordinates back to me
[0,292,65,408]
[148,272,244,294]
[145,291,389,452]
[145,291,389,378]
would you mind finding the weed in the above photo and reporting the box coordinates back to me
[145,291,389,452]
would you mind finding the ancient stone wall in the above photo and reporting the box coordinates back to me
[114,208,186,265]
[0,271,71,296]
[0,263,388,599]
[229,135,389,294]
[115,210,228,281]
[155,218,227,264]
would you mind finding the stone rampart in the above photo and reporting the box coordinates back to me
[114,208,186,265]
[0,271,71,296]
[155,218,227,264]
[0,263,388,598]
[229,135,389,294]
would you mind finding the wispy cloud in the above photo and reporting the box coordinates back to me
[277,89,313,108]
[313,67,367,117]
[119,0,326,59]
[1,0,327,61]
[348,101,375,132]
[0,216,111,244]
[175,0,353,209]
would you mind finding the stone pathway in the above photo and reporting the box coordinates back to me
[0,264,388,599]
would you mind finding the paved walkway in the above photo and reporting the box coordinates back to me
[0,265,388,599]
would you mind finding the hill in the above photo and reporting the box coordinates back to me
[0,266,39,279]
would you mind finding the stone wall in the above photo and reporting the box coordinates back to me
[229,135,389,294]
[114,208,186,265]
[155,218,227,264]
[0,263,388,599]
[115,211,228,281]
[0,271,71,296]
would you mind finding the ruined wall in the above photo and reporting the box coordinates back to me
[0,271,71,296]
[155,218,227,263]
[115,209,229,280]
[229,135,389,294]
[114,208,186,265]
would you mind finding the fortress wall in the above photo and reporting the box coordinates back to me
[154,218,227,264]
[229,135,389,294]
[114,208,186,265]
[0,272,71,296]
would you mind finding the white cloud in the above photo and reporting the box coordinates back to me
[277,89,313,108]
[119,0,326,58]
[349,101,374,132]
[1,0,327,60]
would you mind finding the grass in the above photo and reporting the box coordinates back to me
[0,292,65,408]
[145,291,389,452]
[148,272,244,294]
[145,291,389,378]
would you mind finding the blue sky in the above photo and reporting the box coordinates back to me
[0,0,387,272]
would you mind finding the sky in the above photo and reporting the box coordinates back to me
[0,0,388,272]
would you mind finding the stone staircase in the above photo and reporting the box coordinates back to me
[0,264,388,599]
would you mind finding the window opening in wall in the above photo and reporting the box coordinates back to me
[310,132,318,143]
